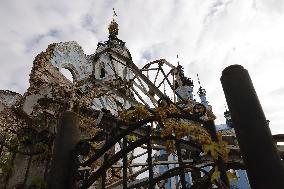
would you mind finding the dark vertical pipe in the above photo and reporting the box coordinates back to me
[191,162,201,185]
[4,152,16,189]
[23,155,33,186]
[47,111,80,189]
[176,140,187,189]
[123,137,128,188]
[101,154,108,189]
[147,127,154,189]
[204,120,229,187]
[0,145,3,155]
[221,65,284,189]
[44,115,51,180]
[101,175,106,189]
[44,145,52,180]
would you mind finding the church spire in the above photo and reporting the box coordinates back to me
[197,74,208,107]
[108,8,119,37]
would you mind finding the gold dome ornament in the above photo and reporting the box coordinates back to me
[108,8,119,36]
[108,20,119,36]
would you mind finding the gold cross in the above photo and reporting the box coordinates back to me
[112,8,117,21]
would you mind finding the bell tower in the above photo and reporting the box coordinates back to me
[91,9,134,114]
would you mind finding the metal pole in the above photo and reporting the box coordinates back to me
[102,154,108,189]
[147,127,154,189]
[47,111,80,189]
[204,120,230,187]
[221,65,284,189]
[123,137,128,188]
[176,140,187,189]
[23,155,33,186]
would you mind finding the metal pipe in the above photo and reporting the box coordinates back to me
[123,137,128,188]
[221,65,284,189]
[47,111,80,189]
[176,140,187,189]
[147,128,154,189]
[102,154,108,189]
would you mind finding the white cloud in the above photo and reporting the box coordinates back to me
[0,0,284,134]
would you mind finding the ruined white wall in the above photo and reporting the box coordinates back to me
[50,41,93,81]
[0,90,22,108]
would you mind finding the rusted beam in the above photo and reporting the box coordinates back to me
[125,50,168,100]
[273,134,284,142]
[127,163,212,189]
[80,137,148,189]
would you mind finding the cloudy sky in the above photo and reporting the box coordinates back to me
[0,0,284,134]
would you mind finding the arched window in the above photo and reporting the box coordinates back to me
[60,68,74,83]
[100,67,106,78]
[99,63,106,78]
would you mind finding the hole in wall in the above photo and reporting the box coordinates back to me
[60,68,74,83]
